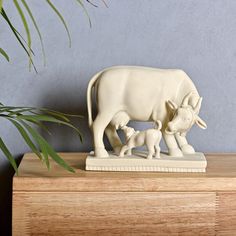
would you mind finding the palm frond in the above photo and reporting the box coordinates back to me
[0,103,83,173]
[20,120,75,173]
[0,0,108,67]
[85,0,97,7]
[1,8,37,71]
[46,0,71,47]
[13,0,33,70]
[0,0,3,13]
[75,0,92,27]
[20,0,46,66]
[0,137,18,174]
[6,118,43,160]
[0,47,9,61]
[101,0,108,8]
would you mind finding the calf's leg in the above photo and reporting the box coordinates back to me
[154,143,161,158]
[119,145,132,157]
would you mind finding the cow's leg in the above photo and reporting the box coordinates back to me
[163,132,183,157]
[93,112,113,158]
[154,143,161,158]
[175,133,195,154]
[105,124,122,155]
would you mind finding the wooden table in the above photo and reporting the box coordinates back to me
[13,153,236,235]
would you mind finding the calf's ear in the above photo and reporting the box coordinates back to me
[195,116,207,129]
[167,100,178,112]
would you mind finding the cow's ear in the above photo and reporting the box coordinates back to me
[167,100,178,112]
[195,116,207,129]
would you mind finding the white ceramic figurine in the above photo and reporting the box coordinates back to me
[87,66,207,158]
[119,121,162,159]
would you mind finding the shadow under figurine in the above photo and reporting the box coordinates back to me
[86,66,207,172]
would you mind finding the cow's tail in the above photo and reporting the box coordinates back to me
[87,71,102,128]
[154,120,162,130]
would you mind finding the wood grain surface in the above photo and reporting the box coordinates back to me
[216,192,236,235]
[12,153,236,235]
[13,153,236,192]
[13,192,216,236]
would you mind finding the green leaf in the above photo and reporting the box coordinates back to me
[1,9,37,72]
[0,104,82,173]
[0,105,35,112]
[0,137,18,174]
[20,121,74,172]
[85,0,98,7]
[30,110,70,122]
[39,108,83,119]
[75,0,92,27]
[38,137,50,169]
[0,105,83,119]
[42,139,74,173]
[101,0,108,8]
[46,0,71,47]
[6,118,43,161]
[0,105,82,139]
[20,0,46,66]
[0,0,3,13]
[7,108,35,115]
[11,26,35,56]
[19,120,51,169]
[17,114,83,142]
[13,0,33,70]
[0,47,9,61]
[24,119,52,135]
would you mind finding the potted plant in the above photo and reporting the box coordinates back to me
[0,0,106,173]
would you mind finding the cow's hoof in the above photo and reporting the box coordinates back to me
[147,155,153,159]
[169,148,183,157]
[113,146,122,155]
[126,150,132,156]
[155,154,161,159]
[95,148,109,158]
[181,144,195,154]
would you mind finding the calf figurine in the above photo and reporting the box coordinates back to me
[119,121,162,159]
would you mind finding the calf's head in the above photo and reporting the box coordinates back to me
[121,126,136,140]
[165,92,207,136]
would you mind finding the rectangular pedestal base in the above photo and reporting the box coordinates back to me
[86,151,207,172]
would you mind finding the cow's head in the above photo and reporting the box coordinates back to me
[165,92,207,136]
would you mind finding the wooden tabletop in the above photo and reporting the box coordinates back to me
[13,153,236,192]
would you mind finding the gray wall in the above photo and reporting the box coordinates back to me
[1,0,236,234]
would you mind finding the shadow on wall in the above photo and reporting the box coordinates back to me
[0,155,22,236]
[38,81,113,152]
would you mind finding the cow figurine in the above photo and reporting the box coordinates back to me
[87,66,207,158]
[119,121,162,159]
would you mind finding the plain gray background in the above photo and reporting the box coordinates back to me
[1,0,236,234]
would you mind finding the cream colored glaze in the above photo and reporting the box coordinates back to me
[87,66,206,158]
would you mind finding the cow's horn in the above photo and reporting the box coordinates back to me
[182,91,194,106]
[194,97,202,114]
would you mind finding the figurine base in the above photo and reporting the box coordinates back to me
[86,151,207,172]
